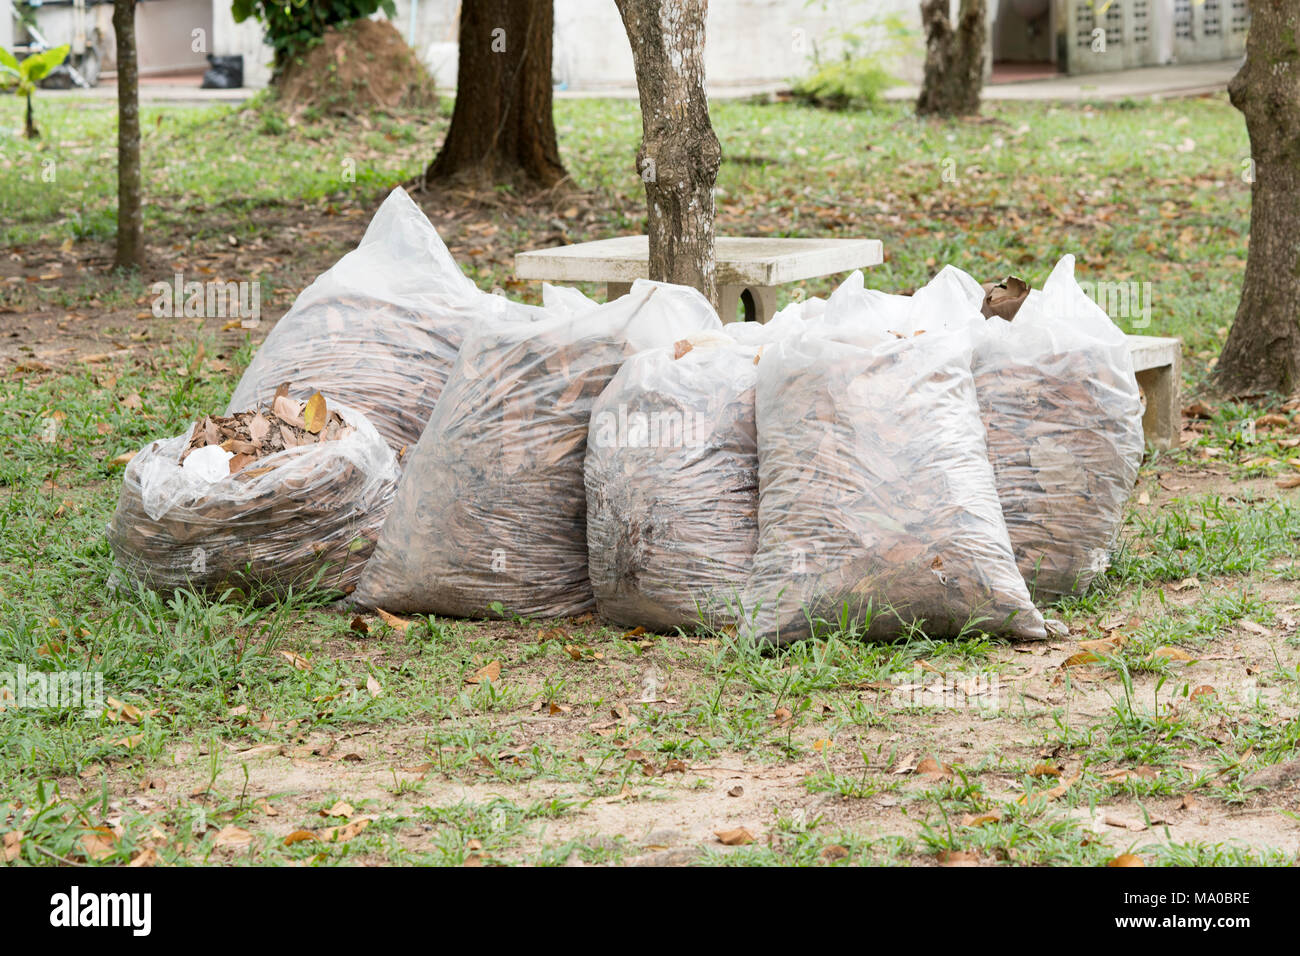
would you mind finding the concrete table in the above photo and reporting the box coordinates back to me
[1126,334,1182,451]
[514,235,884,323]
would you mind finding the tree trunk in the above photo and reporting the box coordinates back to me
[1216,1,1300,396]
[24,93,37,139]
[917,0,986,118]
[425,0,566,190]
[113,0,144,269]
[616,0,722,309]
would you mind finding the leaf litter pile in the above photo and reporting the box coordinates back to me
[107,384,397,599]
[182,384,358,476]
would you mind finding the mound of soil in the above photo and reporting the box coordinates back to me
[277,18,436,114]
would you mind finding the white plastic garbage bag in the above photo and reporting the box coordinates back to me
[354,280,723,618]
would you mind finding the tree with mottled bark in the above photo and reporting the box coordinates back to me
[917,0,985,117]
[616,0,722,309]
[1216,0,1300,396]
[425,0,566,190]
[113,0,143,269]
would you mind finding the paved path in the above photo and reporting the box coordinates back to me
[42,59,1239,108]
[885,59,1239,103]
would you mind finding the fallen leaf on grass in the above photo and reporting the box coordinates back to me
[1077,633,1126,655]
[819,845,849,862]
[1170,576,1200,592]
[1105,813,1154,832]
[366,675,383,699]
[1190,684,1216,700]
[375,608,410,633]
[283,830,316,846]
[1017,773,1080,805]
[1277,476,1300,490]
[1107,853,1145,867]
[322,801,354,819]
[213,826,253,848]
[937,850,980,866]
[80,827,118,861]
[1146,646,1193,662]
[1028,762,1062,778]
[280,650,312,671]
[466,661,501,684]
[960,810,1003,827]
[715,827,755,846]
[1103,766,1159,782]
[916,757,953,780]
[727,785,744,797]
[129,847,159,867]
[2,830,21,862]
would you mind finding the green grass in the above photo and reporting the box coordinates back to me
[3,91,1298,867]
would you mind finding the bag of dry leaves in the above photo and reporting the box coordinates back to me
[824,259,1143,601]
[971,257,1144,600]
[739,323,1046,645]
[354,280,723,618]
[585,330,761,632]
[227,187,542,453]
[107,389,398,599]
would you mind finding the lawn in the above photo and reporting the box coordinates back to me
[1,90,1298,867]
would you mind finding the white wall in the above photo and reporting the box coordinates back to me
[0,1,13,57]
[216,0,927,91]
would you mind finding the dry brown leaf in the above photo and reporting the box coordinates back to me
[366,675,383,699]
[375,608,411,633]
[303,392,328,434]
[960,810,1003,827]
[2,830,21,863]
[281,650,312,671]
[466,661,501,684]
[213,825,254,848]
[323,801,355,819]
[319,817,371,843]
[80,827,118,861]
[283,830,316,846]
[916,757,953,780]
[1147,646,1193,662]
[714,827,755,846]
[1108,853,1145,867]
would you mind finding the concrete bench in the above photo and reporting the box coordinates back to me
[1127,334,1182,452]
[514,235,884,324]
[514,238,1180,450]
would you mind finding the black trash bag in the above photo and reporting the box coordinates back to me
[201,55,244,89]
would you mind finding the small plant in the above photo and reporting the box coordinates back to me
[0,44,69,139]
[791,13,914,111]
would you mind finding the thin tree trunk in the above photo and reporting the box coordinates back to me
[113,0,143,269]
[24,93,37,139]
[917,0,986,117]
[1216,0,1300,396]
[425,0,566,190]
[616,0,722,309]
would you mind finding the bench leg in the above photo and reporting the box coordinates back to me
[1136,357,1181,451]
[606,282,632,301]
[719,285,779,324]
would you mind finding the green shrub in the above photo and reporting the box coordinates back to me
[793,58,895,111]
[791,11,914,112]
[232,0,397,71]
